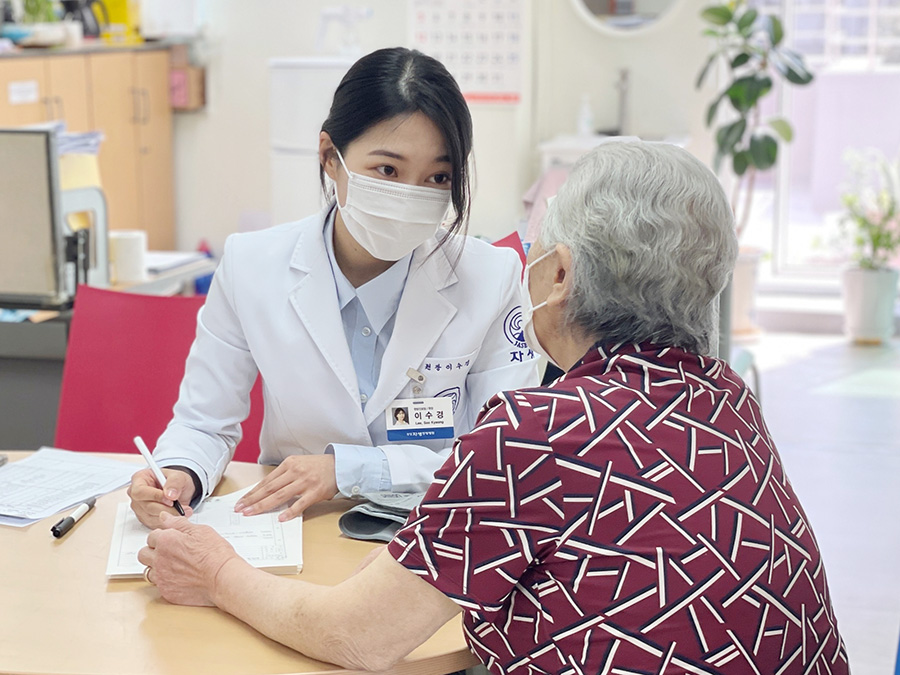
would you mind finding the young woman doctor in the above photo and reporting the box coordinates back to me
[128,47,539,527]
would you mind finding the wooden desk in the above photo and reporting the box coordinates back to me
[0,452,477,675]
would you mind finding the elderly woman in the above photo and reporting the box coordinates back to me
[139,140,848,673]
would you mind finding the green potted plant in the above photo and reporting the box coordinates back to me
[22,0,56,23]
[696,0,814,337]
[839,148,900,344]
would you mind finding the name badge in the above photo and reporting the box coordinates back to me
[386,397,454,442]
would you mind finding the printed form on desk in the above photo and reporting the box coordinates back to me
[0,448,136,526]
[106,486,303,578]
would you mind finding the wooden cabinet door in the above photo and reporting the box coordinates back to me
[45,55,91,132]
[135,50,174,250]
[87,52,140,232]
[0,58,51,126]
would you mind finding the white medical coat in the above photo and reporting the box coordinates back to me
[153,209,540,498]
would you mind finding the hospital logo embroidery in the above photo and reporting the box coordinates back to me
[435,387,460,413]
[504,306,534,363]
[503,306,527,350]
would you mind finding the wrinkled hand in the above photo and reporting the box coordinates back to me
[138,511,241,606]
[235,454,338,521]
[128,467,196,528]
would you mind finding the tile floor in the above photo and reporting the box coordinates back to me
[742,332,900,674]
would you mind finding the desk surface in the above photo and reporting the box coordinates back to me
[113,257,218,296]
[0,452,477,675]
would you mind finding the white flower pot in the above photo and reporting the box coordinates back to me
[841,266,899,344]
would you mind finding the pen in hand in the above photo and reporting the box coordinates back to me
[51,497,96,538]
[133,436,187,516]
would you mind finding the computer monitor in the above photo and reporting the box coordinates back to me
[0,128,72,309]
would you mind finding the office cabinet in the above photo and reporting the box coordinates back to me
[45,55,91,133]
[0,48,174,250]
[0,57,51,126]
[134,50,174,250]
[88,50,174,249]
[0,56,91,132]
[88,53,141,239]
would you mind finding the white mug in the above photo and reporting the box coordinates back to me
[109,230,147,284]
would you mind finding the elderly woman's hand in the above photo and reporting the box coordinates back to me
[138,512,242,607]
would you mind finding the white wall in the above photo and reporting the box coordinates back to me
[532,0,714,164]
[172,0,714,252]
[173,0,532,252]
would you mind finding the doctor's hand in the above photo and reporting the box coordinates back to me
[138,511,243,607]
[128,468,196,528]
[235,454,339,522]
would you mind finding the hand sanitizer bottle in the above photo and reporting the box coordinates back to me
[577,93,594,136]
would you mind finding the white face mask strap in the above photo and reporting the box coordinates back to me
[526,247,557,272]
[335,147,351,176]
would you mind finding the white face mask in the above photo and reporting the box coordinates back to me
[334,149,452,261]
[521,248,558,367]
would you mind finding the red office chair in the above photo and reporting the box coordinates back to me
[492,230,527,272]
[55,286,263,462]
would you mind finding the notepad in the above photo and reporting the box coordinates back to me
[105,487,303,578]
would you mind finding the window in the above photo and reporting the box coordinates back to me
[746,0,900,281]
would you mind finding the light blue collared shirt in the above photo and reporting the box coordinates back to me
[322,210,412,497]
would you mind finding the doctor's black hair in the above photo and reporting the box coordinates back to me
[319,47,474,238]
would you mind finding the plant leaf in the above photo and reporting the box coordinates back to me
[776,48,815,85]
[696,53,718,89]
[731,52,751,69]
[716,118,748,156]
[749,134,778,170]
[737,8,758,33]
[706,97,722,127]
[726,75,772,113]
[765,14,784,46]
[726,77,753,113]
[769,118,794,142]
[701,5,733,26]
[733,150,751,176]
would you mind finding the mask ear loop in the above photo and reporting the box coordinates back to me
[332,147,352,209]
[334,147,351,176]
[523,248,557,314]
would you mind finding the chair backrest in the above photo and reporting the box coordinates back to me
[55,286,263,461]
[492,231,527,272]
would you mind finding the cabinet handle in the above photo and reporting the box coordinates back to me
[42,97,53,120]
[131,87,140,124]
[141,88,150,125]
[54,96,65,121]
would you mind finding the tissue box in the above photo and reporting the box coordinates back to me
[170,66,205,111]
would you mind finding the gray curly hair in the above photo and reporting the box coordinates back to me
[538,139,737,355]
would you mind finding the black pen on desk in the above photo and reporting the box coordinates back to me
[51,497,96,539]
[133,436,186,516]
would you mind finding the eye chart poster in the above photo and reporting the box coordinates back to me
[409,0,525,104]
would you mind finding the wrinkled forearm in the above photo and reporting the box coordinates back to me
[210,558,383,670]
[210,554,456,672]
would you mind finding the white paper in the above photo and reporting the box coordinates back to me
[145,250,207,274]
[0,515,41,528]
[0,448,136,519]
[106,487,303,578]
[8,80,39,105]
